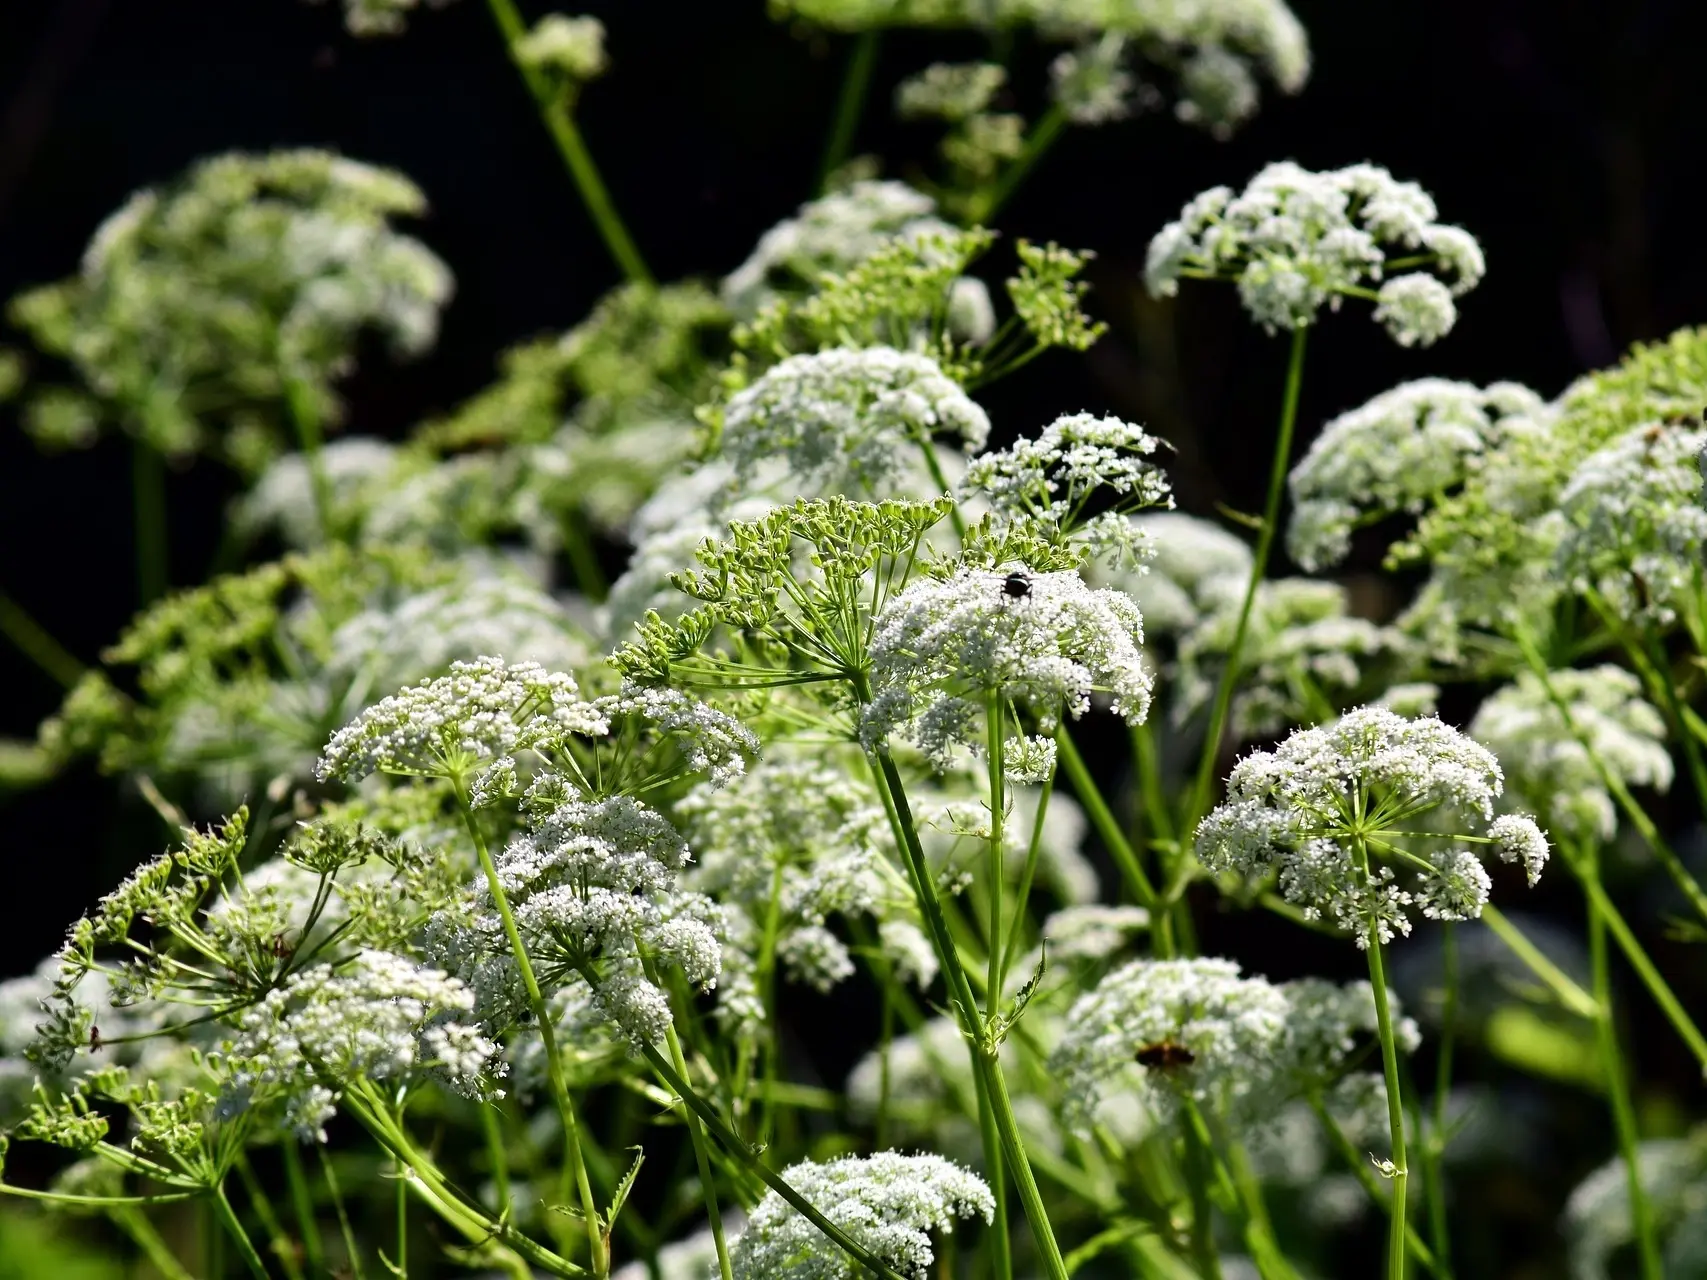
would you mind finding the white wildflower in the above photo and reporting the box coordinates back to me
[721,347,989,495]
[235,437,401,548]
[896,63,1007,122]
[729,1151,993,1280]
[1470,666,1672,842]
[1196,706,1550,946]
[1555,421,1707,624]
[862,564,1150,773]
[1564,1132,1707,1280]
[1287,379,1548,571]
[1050,37,1134,125]
[513,14,607,84]
[1041,903,1151,960]
[318,0,457,37]
[1145,162,1482,340]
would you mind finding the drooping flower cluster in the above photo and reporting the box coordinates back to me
[1469,666,1673,842]
[430,795,722,1045]
[862,565,1150,778]
[1145,162,1483,344]
[1196,707,1550,946]
[719,347,990,496]
[222,949,496,1140]
[958,411,1173,567]
[9,150,452,470]
[729,1151,994,1280]
[1050,956,1417,1134]
[1553,420,1707,624]
[1287,379,1549,572]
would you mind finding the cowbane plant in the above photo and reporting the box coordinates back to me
[1197,706,1549,1277]
[13,7,1707,1280]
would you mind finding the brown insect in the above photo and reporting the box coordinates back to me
[1135,1039,1195,1069]
[270,931,295,959]
[89,1025,103,1052]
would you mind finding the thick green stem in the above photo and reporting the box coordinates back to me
[485,0,652,285]
[662,1022,735,1280]
[454,779,606,1274]
[818,32,880,191]
[0,588,83,689]
[395,1151,409,1279]
[972,1058,1014,1280]
[867,746,1069,1280]
[986,692,1007,1011]
[1586,849,1661,1280]
[132,438,168,604]
[1187,326,1308,830]
[1357,837,1410,1280]
[212,1183,271,1280]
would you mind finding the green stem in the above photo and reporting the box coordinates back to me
[132,438,168,604]
[237,1151,306,1280]
[1577,869,1707,1069]
[395,1151,409,1279]
[818,32,880,192]
[283,370,333,544]
[866,745,1069,1280]
[1478,904,1599,1020]
[1180,1108,1222,1280]
[1307,1094,1440,1276]
[662,1022,735,1280]
[320,1143,369,1280]
[1425,924,1457,1279]
[999,761,1056,992]
[282,1141,326,1274]
[972,1063,1014,1280]
[212,1183,271,1280]
[1586,848,1661,1280]
[0,588,83,689]
[1054,726,1164,927]
[1358,837,1410,1280]
[986,692,1007,1009]
[484,0,652,285]
[1187,326,1308,830]
[110,1205,196,1280]
[482,1102,514,1215]
[454,778,606,1275]
[559,508,609,602]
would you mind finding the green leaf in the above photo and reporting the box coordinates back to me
[1483,1005,1603,1089]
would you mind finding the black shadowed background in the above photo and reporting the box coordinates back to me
[1,1,1704,1270]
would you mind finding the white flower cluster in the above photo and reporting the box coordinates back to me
[316,656,602,782]
[721,347,990,496]
[1554,421,1707,624]
[435,795,721,1045]
[896,63,1007,121]
[1175,578,1404,742]
[1050,36,1136,125]
[613,1221,745,1280]
[223,949,495,1140]
[1564,1131,1707,1280]
[513,14,608,84]
[1470,666,1673,841]
[1196,707,1550,946]
[914,779,1099,908]
[721,181,953,318]
[1041,903,1152,960]
[235,436,402,548]
[862,565,1151,777]
[1287,379,1549,572]
[958,411,1173,566]
[316,0,457,37]
[1145,162,1484,343]
[729,1151,993,1280]
[1049,956,1416,1134]
[1094,510,1252,635]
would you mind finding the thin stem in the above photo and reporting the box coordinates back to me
[818,32,880,191]
[1307,1094,1440,1276]
[972,1062,1014,1280]
[212,1183,271,1280]
[1187,326,1308,830]
[999,762,1056,991]
[1358,836,1410,1280]
[482,1102,514,1215]
[986,691,1007,1010]
[1586,847,1661,1280]
[971,104,1068,223]
[453,777,606,1275]
[1478,904,1599,1020]
[662,1022,735,1280]
[1426,924,1457,1279]
[320,1143,369,1280]
[484,0,652,285]
[132,438,168,604]
[283,371,332,544]
[1054,727,1164,934]
[110,1205,196,1280]
[396,1151,410,1279]
[237,1151,306,1280]
[1180,1109,1222,1280]
[1578,869,1707,1069]
[282,1141,326,1274]
[0,588,83,689]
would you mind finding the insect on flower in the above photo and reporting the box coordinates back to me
[88,1025,102,1052]
[1134,1039,1196,1069]
[1001,570,1033,600]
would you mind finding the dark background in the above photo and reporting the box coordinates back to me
[0,3,1704,1265]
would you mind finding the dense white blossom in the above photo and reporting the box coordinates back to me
[1555,421,1707,623]
[316,657,603,782]
[1287,379,1548,571]
[1196,707,1549,946]
[1040,903,1151,960]
[1470,666,1672,841]
[721,347,989,496]
[729,1152,993,1279]
[513,14,608,84]
[1049,956,1414,1134]
[1564,1132,1707,1280]
[863,565,1150,774]
[1145,162,1482,339]
[1049,37,1136,124]
[958,411,1173,566]
[223,949,495,1140]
